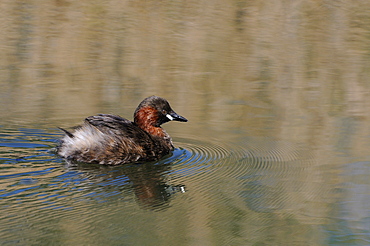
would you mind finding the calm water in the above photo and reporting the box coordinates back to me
[1,1,370,245]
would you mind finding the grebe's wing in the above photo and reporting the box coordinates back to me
[85,114,131,129]
[84,114,152,140]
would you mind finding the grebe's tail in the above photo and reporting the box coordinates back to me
[58,127,74,138]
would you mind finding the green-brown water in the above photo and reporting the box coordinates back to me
[1,1,370,245]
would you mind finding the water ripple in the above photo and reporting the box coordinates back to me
[170,137,317,215]
[171,138,233,181]
[0,129,343,244]
[0,131,317,215]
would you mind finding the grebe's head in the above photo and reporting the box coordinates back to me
[134,96,187,127]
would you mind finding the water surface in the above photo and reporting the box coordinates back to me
[1,0,370,245]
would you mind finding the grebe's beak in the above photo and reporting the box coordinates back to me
[167,111,188,122]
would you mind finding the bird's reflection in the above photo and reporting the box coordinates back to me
[64,151,186,210]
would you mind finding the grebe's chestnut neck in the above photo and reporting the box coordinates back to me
[134,96,187,136]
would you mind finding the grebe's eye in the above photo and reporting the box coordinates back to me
[162,109,167,115]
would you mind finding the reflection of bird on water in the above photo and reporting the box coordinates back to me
[68,158,186,210]
[128,162,186,209]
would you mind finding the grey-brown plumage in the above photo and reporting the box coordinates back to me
[57,96,187,165]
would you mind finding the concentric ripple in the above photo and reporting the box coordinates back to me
[171,136,317,214]
[169,138,234,182]
[168,137,316,185]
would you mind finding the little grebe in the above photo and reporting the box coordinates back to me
[57,96,187,165]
